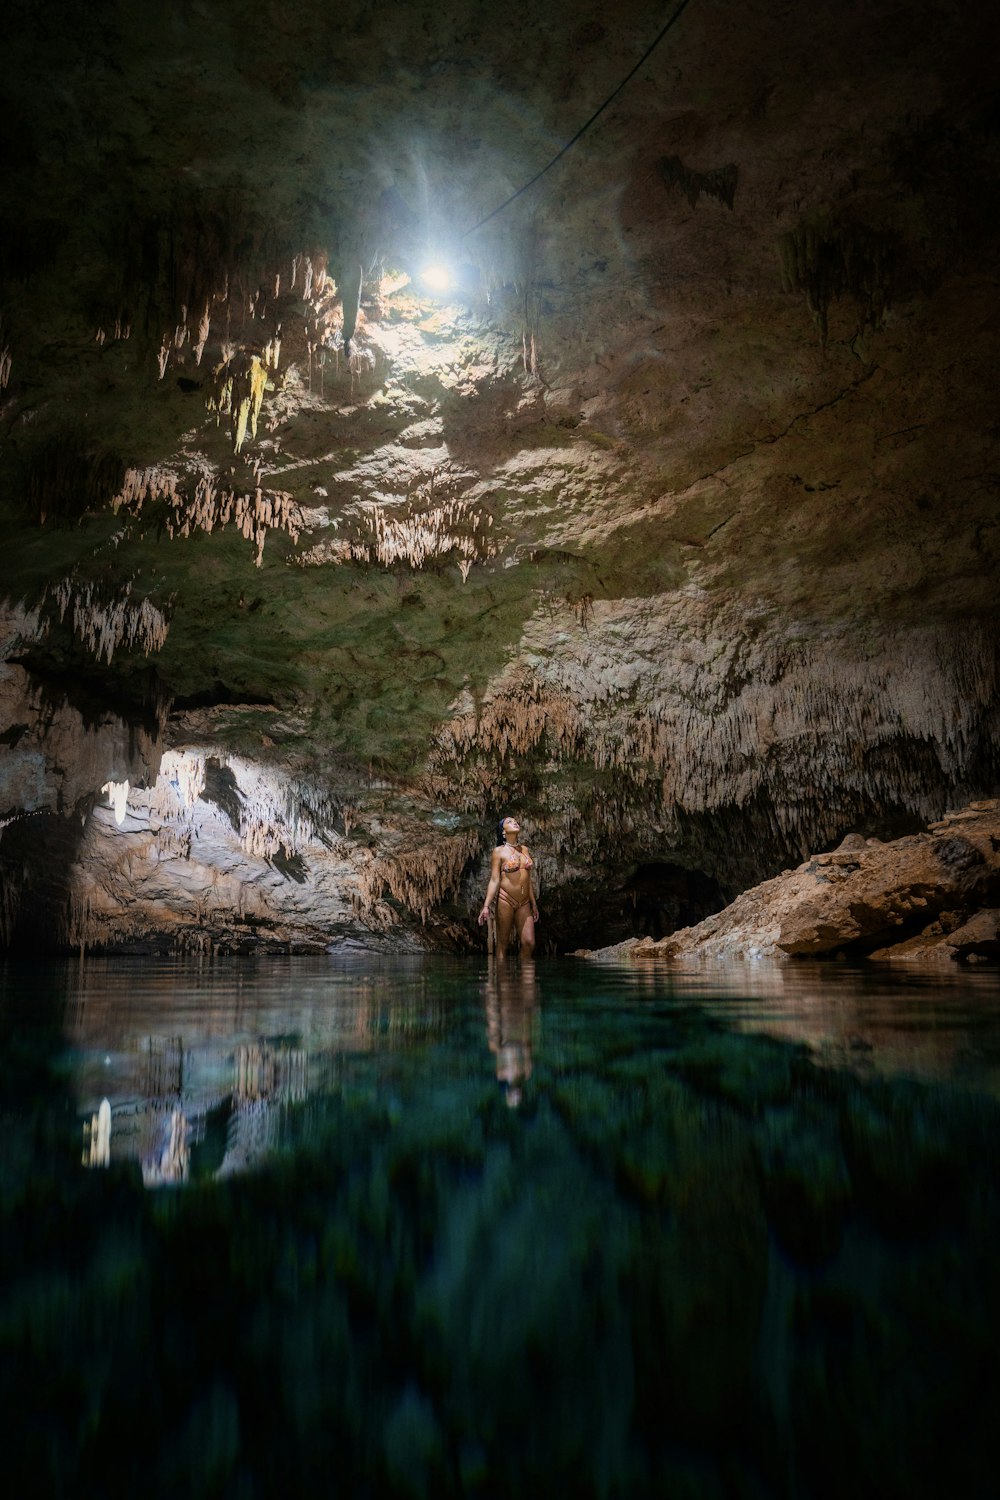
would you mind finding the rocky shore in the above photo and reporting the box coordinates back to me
[577,802,1000,965]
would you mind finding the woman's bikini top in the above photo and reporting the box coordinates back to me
[501,846,533,875]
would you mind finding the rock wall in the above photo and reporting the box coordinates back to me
[54,745,486,955]
[435,599,1000,882]
[1,0,998,951]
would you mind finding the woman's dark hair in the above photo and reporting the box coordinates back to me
[496,817,508,846]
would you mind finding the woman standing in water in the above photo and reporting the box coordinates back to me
[478,814,539,959]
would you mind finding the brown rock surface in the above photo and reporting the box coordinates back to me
[580,802,1000,963]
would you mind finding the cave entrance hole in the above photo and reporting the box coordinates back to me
[548,860,728,952]
[622,861,727,943]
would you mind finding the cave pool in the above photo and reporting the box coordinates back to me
[2,954,998,1498]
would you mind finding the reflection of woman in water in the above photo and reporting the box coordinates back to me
[478,815,539,959]
[485,958,538,1108]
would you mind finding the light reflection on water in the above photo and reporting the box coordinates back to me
[64,957,542,1185]
[651,960,1000,1091]
[2,955,999,1497]
[42,956,1000,1185]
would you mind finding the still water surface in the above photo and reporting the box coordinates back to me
[2,955,999,1497]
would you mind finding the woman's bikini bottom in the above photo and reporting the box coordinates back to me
[498,888,532,914]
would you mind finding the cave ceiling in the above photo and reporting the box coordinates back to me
[1,0,999,950]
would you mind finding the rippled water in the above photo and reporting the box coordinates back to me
[2,955,999,1497]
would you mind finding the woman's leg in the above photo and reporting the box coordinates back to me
[495,897,515,959]
[514,904,535,958]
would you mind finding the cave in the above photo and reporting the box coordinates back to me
[539,859,727,952]
[3,4,1000,1492]
[2,1,998,956]
[622,860,726,941]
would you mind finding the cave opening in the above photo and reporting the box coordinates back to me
[542,860,728,953]
[623,860,728,942]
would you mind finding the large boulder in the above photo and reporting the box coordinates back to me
[579,801,1000,963]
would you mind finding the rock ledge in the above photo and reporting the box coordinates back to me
[577,802,1000,965]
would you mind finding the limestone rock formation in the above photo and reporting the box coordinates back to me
[578,801,1000,963]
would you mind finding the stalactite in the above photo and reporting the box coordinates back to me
[101,780,130,826]
[160,749,206,808]
[298,493,500,572]
[48,576,171,663]
[0,598,44,656]
[192,301,211,364]
[430,602,1000,865]
[112,467,313,567]
[27,442,126,526]
[61,748,389,952]
[436,677,584,766]
[356,831,480,926]
[132,750,344,872]
[778,214,897,342]
[0,342,11,390]
[658,156,739,210]
[338,260,363,352]
[206,351,268,452]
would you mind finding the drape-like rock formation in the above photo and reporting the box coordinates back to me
[1,0,997,951]
[64,744,480,955]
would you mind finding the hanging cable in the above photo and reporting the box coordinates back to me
[464,0,695,237]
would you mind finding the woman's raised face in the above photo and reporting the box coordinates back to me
[503,816,521,839]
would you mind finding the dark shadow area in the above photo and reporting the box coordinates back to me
[622,861,727,941]
[170,685,278,711]
[539,861,726,953]
[202,757,244,834]
[7,656,169,742]
[0,812,90,951]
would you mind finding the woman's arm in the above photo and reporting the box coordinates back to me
[478,849,503,924]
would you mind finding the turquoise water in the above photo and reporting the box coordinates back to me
[2,955,999,1498]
